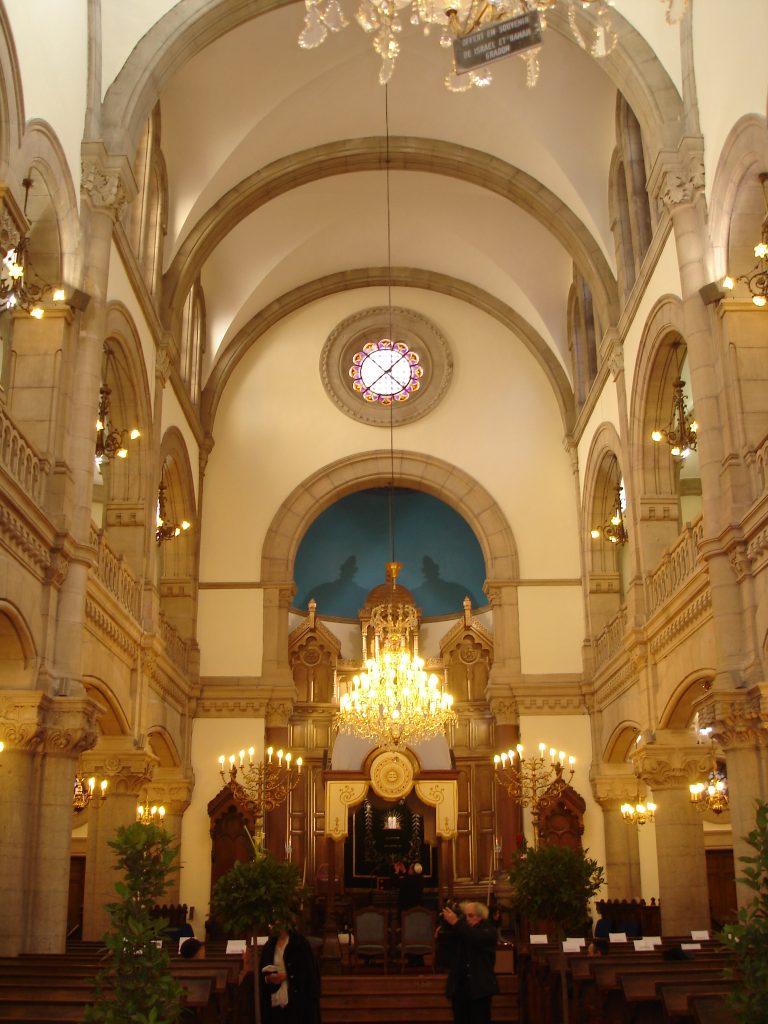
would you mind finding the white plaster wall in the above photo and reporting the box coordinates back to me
[108,241,156,388]
[576,383,622,499]
[518,585,584,674]
[198,588,264,678]
[693,0,768,204]
[518,713,607,905]
[161,386,201,504]
[179,716,266,931]
[4,1,87,200]
[101,0,179,100]
[612,0,683,98]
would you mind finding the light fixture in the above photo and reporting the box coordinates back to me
[136,800,166,825]
[493,743,575,847]
[651,341,698,458]
[590,475,628,545]
[73,774,108,813]
[620,775,656,826]
[299,0,620,91]
[723,173,768,309]
[0,176,66,319]
[155,478,191,545]
[689,744,728,816]
[219,747,302,849]
[95,346,141,464]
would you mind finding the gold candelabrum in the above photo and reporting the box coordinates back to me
[73,774,108,813]
[136,800,166,825]
[219,746,303,849]
[493,743,575,847]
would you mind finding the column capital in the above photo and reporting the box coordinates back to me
[265,698,294,728]
[482,580,517,607]
[146,769,194,815]
[647,136,705,212]
[80,737,158,795]
[0,691,102,754]
[632,729,710,790]
[590,763,642,807]
[80,141,137,218]
[696,684,768,750]
[488,696,519,727]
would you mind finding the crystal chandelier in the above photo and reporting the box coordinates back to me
[0,176,66,319]
[95,347,141,464]
[155,478,191,545]
[219,747,302,848]
[493,743,575,847]
[73,774,108,813]
[689,745,728,815]
[299,0,621,91]
[723,172,768,309]
[651,342,698,458]
[590,480,628,545]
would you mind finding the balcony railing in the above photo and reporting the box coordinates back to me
[0,404,48,505]
[159,613,190,674]
[645,516,704,617]
[89,524,141,619]
[593,604,628,671]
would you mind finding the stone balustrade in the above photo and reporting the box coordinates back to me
[645,515,704,616]
[594,603,628,670]
[159,613,189,674]
[0,404,48,505]
[89,524,141,619]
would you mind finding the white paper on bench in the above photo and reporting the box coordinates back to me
[691,930,710,941]
[529,934,549,944]
[634,939,655,950]
[681,942,702,950]
[226,939,246,954]
[609,932,628,942]
[565,937,586,946]
[562,940,582,952]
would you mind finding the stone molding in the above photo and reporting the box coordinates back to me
[648,137,706,211]
[80,142,137,216]
[0,692,102,755]
[489,697,519,726]
[696,684,768,750]
[80,739,158,795]
[648,586,712,655]
[146,771,194,814]
[633,730,711,790]
[0,503,53,579]
[590,765,643,807]
[265,700,293,727]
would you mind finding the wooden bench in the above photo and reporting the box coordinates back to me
[660,980,734,1022]
[690,993,738,1024]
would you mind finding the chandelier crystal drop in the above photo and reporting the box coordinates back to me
[299,0,621,90]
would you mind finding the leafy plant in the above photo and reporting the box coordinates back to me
[508,841,606,938]
[85,822,182,1024]
[719,800,768,1024]
[212,847,305,937]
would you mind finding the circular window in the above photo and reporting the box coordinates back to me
[320,307,452,427]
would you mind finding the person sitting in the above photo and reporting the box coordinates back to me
[179,937,205,960]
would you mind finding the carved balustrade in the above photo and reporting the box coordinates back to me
[159,613,190,674]
[0,404,48,505]
[89,524,141,619]
[593,604,628,670]
[645,516,704,617]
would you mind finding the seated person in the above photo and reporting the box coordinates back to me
[179,937,205,960]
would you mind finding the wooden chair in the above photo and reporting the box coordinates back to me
[352,907,389,972]
[399,907,436,972]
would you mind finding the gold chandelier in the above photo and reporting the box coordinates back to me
[219,747,302,848]
[723,172,768,309]
[620,779,656,826]
[590,480,628,545]
[137,800,166,825]
[73,774,108,813]
[651,342,698,459]
[689,745,728,815]
[0,176,66,319]
[493,743,575,846]
[155,477,191,545]
[95,347,141,464]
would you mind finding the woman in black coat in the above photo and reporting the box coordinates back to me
[436,901,499,1024]
[259,928,321,1024]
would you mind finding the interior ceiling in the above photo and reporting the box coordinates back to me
[157,5,623,390]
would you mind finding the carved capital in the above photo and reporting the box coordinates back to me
[649,139,706,211]
[489,697,519,726]
[608,340,624,381]
[633,730,710,790]
[0,692,49,751]
[40,696,102,756]
[146,771,194,815]
[80,738,158,795]
[729,542,752,582]
[590,765,642,807]
[265,700,292,727]
[155,337,173,385]
[80,142,136,216]
[696,684,768,750]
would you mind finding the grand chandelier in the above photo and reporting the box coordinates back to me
[337,563,457,748]
[493,743,575,847]
[155,478,191,545]
[0,176,66,319]
[95,346,141,464]
[651,342,698,458]
[723,172,768,309]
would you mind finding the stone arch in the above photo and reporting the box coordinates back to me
[161,138,618,337]
[603,721,642,764]
[82,678,130,736]
[659,671,716,730]
[0,599,37,689]
[157,426,198,639]
[261,450,518,586]
[201,266,576,436]
[0,3,24,183]
[147,727,182,769]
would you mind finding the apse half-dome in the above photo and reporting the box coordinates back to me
[294,488,486,619]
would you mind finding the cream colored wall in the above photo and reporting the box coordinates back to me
[4,1,87,200]
[101,0,179,100]
[518,713,606,888]
[518,585,584,674]
[161,386,201,504]
[612,0,682,96]
[108,240,156,393]
[693,0,768,203]
[179,716,266,933]
[198,588,263,678]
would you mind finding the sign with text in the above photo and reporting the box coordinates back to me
[453,10,542,75]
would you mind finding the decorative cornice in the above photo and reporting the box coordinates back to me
[590,766,643,807]
[84,594,139,661]
[80,142,136,215]
[0,503,52,577]
[265,700,292,727]
[648,587,712,655]
[80,741,158,795]
[696,685,768,749]
[0,693,102,755]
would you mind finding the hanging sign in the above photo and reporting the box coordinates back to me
[453,10,542,74]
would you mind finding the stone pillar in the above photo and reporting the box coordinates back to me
[489,697,522,868]
[146,769,194,905]
[0,692,101,954]
[264,701,292,860]
[591,765,642,900]
[698,685,768,908]
[80,738,158,940]
[634,730,711,935]
[261,584,297,689]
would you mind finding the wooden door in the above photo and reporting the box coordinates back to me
[67,856,86,939]
[706,848,737,928]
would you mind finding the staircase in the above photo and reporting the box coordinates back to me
[320,974,520,1023]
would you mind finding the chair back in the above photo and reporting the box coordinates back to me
[354,907,387,953]
[401,907,435,954]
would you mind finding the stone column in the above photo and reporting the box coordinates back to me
[264,701,292,860]
[489,697,522,869]
[80,738,158,940]
[261,584,296,689]
[0,692,101,954]
[146,769,194,905]
[634,730,711,935]
[698,685,768,908]
[591,765,642,900]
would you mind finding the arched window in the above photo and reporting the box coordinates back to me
[567,268,599,407]
[124,107,167,298]
[610,96,652,305]
[179,279,206,403]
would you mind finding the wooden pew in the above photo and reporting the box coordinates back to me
[690,994,738,1024]
[659,981,734,1023]
[619,969,730,1024]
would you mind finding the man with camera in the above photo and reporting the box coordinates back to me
[437,900,499,1024]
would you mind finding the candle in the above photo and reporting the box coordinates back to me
[267,747,273,763]
[297,757,303,773]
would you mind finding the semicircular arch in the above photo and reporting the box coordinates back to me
[0,599,37,689]
[603,721,641,764]
[659,670,716,730]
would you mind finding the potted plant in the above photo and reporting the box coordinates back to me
[212,836,306,1024]
[85,821,183,1024]
[719,800,768,1024]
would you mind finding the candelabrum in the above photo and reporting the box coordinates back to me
[219,746,303,849]
[137,800,166,825]
[73,775,108,813]
[620,797,656,826]
[493,743,575,847]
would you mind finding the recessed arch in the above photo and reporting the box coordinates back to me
[659,671,716,730]
[201,266,576,436]
[0,600,37,689]
[82,678,130,736]
[603,721,642,764]
[261,450,518,585]
[147,727,182,769]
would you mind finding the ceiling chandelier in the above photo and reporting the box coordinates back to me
[651,342,698,458]
[0,176,66,319]
[590,478,628,545]
[723,172,768,309]
[95,346,141,464]
[155,477,191,545]
[689,744,728,815]
[73,774,108,813]
[299,0,622,91]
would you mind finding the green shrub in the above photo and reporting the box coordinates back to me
[508,841,605,938]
